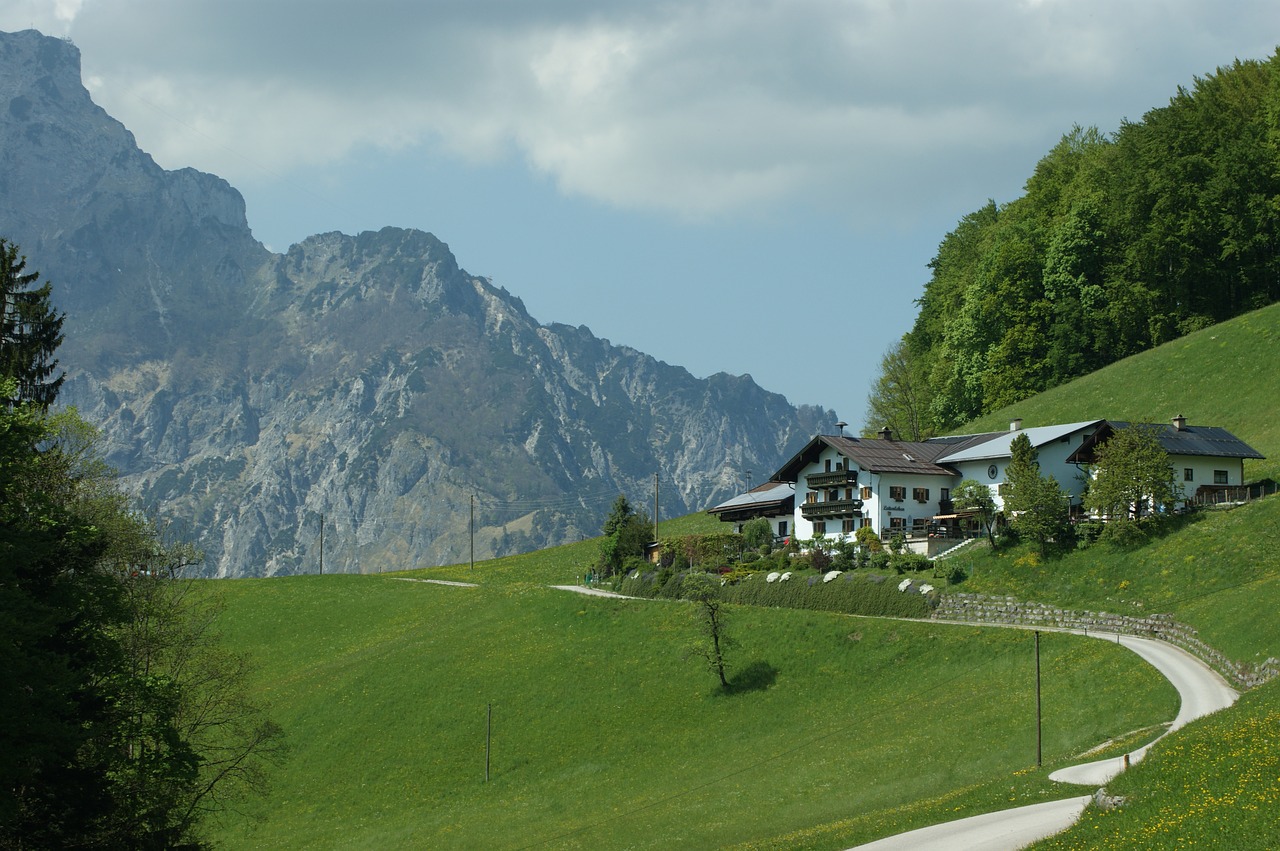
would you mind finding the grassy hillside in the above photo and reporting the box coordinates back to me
[206,574,1172,849]
[961,300,1280,482]
[944,304,1280,848]
[204,305,1280,848]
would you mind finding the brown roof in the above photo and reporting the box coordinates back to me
[771,434,961,480]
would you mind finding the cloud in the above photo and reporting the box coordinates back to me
[25,0,1280,226]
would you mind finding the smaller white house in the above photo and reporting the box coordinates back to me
[936,419,1106,511]
[706,481,795,540]
[1066,415,1265,507]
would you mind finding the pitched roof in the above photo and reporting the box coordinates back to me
[707,481,795,515]
[1067,421,1265,463]
[936,420,1105,463]
[771,434,960,480]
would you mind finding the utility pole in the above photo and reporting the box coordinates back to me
[319,512,325,575]
[1035,630,1043,767]
[470,495,475,571]
[653,472,659,543]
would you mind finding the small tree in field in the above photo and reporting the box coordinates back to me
[682,573,733,689]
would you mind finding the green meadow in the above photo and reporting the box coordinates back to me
[208,304,1280,848]
[208,574,1171,849]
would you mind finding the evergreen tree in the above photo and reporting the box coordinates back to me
[1002,434,1069,555]
[0,240,65,409]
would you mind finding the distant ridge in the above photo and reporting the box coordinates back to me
[0,29,833,576]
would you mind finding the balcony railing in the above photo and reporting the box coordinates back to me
[801,498,864,520]
[806,470,858,488]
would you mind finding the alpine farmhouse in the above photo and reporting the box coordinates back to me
[709,416,1265,554]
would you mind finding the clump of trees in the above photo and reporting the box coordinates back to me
[866,54,1280,437]
[596,494,652,576]
[1,241,286,848]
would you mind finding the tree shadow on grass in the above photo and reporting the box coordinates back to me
[722,661,778,696]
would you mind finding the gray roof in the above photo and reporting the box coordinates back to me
[936,420,1105,463]
[1069,422,1265,462]
[708,481,795,514]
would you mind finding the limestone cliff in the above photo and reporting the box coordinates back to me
[0,30,832,576]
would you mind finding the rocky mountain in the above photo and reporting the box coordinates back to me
[0,30,832,576]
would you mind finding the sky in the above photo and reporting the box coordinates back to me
[4,1,1278,429]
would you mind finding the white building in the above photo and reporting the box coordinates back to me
[709,416,1265,547]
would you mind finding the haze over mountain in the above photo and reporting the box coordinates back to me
[0,30,831,577]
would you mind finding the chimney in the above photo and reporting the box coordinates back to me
[878,427,893,441]
[1010,418,1023,432]
[1173,414,1187,431]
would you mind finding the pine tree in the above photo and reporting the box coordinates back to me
[1,240,65,409]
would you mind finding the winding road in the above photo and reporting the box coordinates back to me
[550,584,1240,849]
[847,629,1239,850]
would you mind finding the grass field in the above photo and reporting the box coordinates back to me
[207,303,1280,848]
[207,574,1173,849]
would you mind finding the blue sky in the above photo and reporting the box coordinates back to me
[5,1,1278,427]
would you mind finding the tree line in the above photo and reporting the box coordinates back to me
[867,50,1280,438]
[1,240,284,848]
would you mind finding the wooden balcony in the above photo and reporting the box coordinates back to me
[805,469,858,488]
[801,498,864,520]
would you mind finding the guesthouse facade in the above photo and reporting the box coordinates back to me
[709,416,1265,548]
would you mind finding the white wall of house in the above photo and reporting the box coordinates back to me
[949,428,1095,511]
[793,445,861,542]
[1169,455,1247,502]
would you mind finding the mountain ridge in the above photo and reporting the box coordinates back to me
[0,29,832,576]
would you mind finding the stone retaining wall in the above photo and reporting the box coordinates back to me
[934,593,1280,690]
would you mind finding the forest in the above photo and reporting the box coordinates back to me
[866,50,1280,439]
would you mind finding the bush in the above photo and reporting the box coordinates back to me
[893,552,932,574]
[936,560,968,584]
[1099,518,1149,550]
[868,551,891,572]
[1074,521,1105,550]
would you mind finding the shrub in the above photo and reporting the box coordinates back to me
[938,560,968,585]
[1099,518,1149,550]
[868,551,891,572]
[893,553,932,574]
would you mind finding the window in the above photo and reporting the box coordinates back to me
[825,459,832,472]
[813,521,826,535]
[845,487,854,500]
[940,488,950,502]
[861,486,872,500]
[889,517,906,529]
[860,517,872,529]
[842,518,856,534]
[889,486,906,501]
[1214,470,1229,484]
[1184,468,1194,482]
[806,492,816,503]
[913,487,930,502]
[778,521,788,536]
